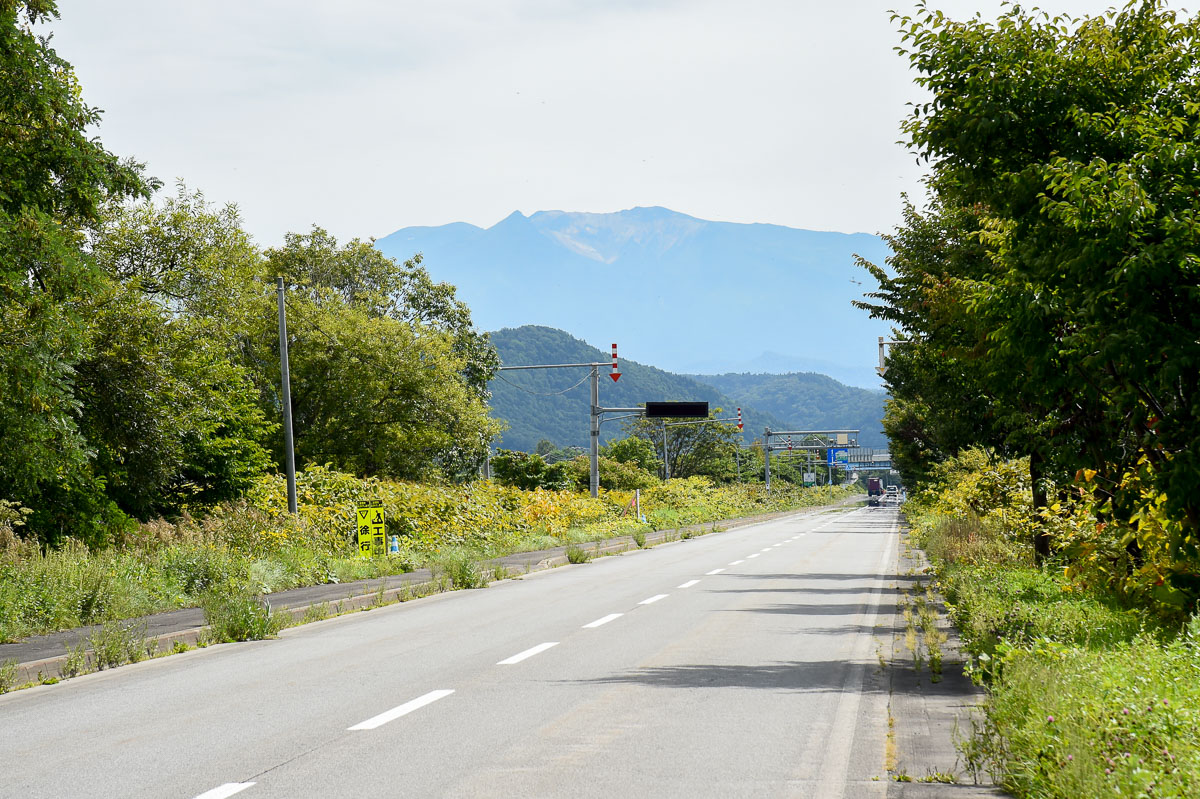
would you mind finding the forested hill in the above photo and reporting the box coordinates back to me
[687,372,887,448]
[488,326,886,451]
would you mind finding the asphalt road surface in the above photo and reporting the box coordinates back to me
[1,504,901,798]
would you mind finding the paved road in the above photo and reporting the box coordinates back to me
[1,504,901,798]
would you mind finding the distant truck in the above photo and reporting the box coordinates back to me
[867,478,883,506]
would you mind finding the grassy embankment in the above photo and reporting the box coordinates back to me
[906,452,1199,797]
[0,465,853,650]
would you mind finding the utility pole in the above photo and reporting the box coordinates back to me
[764,427,772,494]
[589,364,600,497]
[496,350,625,499]
[661,421,670,481]
[276,277,297,515]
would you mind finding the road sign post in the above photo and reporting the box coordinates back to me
[276,278,298,515]
[356,500,386,557]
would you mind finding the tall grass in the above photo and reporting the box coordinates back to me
[0,469,854,642]
[907,449,1197,797]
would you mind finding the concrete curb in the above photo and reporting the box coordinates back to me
[5,500,854,687]
[886,520,1009,798]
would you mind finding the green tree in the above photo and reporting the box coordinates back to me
[1,1,152,542]
[865,1,1200,570]
[490,450,571,491]
[83,187,275,517]
[623,412,742,482]
[601,436,662,475]
[254,229,502,479]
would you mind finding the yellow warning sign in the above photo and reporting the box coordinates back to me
[356,500,386,557]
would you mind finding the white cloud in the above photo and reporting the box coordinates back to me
[48,0,1124,245]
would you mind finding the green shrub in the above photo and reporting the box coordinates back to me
[89,621,151,670]
[428,549,487,589]
[565,544,591,564]
[947,566,1146,649]
[632,529,647,548]
[490,450,572,491]
[0,659,16,694]
[967,627,1200,797]
[201,586,283,642]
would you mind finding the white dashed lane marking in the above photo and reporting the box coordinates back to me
[193,785,255,799]
[639,594,669,605]
[497,642,558,665]
[348,689,454,731]
[583,613,623,628]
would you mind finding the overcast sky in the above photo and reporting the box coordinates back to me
[49,0,1124,246]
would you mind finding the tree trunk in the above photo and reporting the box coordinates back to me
[1030,449,1052,564]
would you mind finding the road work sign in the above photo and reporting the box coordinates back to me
[356,500,386,557]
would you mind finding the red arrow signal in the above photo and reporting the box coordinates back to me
[609,370,621,382]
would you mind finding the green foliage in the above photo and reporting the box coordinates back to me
[428,548,488,589]
[863,2,1200,562]
[0,1,152,541]
[88,621,151,670]
[0,464,849,642]
[565,543,591,564]
[694,372,887,448]
[252,228,501,480]
[200,585,283,642]
[601,436,663,474]
[488,326,790,451]
[564,455,659,491]
[967,630,1200,797]
[908,443,1199,796]
[623,412,744,483]
[490,450,572,491]
[0,659,15,694]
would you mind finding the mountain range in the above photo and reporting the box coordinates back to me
[488,326,886,452]
[375,207,893,388]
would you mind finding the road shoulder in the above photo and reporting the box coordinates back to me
[886,518,1008,798]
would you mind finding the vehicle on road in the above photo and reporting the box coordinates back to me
[867,477,883,506]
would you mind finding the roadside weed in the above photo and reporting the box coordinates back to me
[0,659,15,694]
[201,586,283,642]
[89,621,151,669]
[565,544,591,564]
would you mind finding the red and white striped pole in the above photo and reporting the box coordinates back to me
[737,407,743,430]
[609,343,621,382]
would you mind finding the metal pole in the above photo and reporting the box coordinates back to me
[764,428,771,494]
[663,423,671,481]
[276,277,298,515]
[829,450,834,502]
[589,365,600,498]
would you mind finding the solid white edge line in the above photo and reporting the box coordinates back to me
[728,560,744,565]
[706,568,725,575]
[583,613,623,628]
[639,594,669,605]
[193,784,255,799]
[348,689,454,730]
[678,579,701,588]
[497,641,559,665]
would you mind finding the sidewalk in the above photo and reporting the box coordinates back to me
[885,521,1008,798]
[1,503,847,686]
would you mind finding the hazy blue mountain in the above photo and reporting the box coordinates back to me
[377,207,892,388]
[488,326,886,452]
